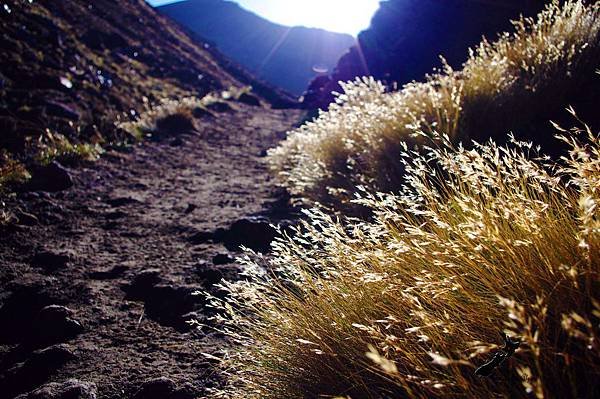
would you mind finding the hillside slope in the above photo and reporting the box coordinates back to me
[157,0,355,96]
[0,0,268,173]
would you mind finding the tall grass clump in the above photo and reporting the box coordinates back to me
[269,1,600,208]
[118,96,204,139]
[209,120,599,398]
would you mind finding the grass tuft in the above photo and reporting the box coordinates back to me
[0,151,31,188]
[118,96,206,138]
[35,130,103,166]
[205,2,600,397]
[209,121,600,399]
[268,1,600,209]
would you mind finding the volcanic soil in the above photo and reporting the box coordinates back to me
[0,103,303,399]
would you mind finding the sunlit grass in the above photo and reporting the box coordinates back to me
[35,130,104,166]
[118,96,205,139]
[268,1,600,209]
[117,87,250,138]
[209,120,599,398]
[205,1,600,398]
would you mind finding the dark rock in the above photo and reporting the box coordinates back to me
[191,107,214,119]
[16,106,47,125]
[27,162,73,192]
[123,270,203,331]
[81,28,127,50]
[217,217,277,253]
[44,101,80,121]
[169,137,184,147]
[101,221,119,230]
[184,203,197,214]
[237,92,261,106]
[155,113,196,134]
[14,379,97,399]
[206,101,232,113]
[16,210,39,226]
[212,253,234,265]
[0,282,62,344]
[133,377,176,399]
[144,284,204,332]
[31,250,71,272]
[31,305,84,345]
[106,197,140,207]
[0,345,77,397]
[191,218,278,252]
[188,231,214,245]
[88,265,129,280]
[123,269,162,298]
[104,210,127,220]
[197,268,222,286]
[171,383,200,399]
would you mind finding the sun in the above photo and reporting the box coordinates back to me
[235,0,380,36]
[148,0,380,36]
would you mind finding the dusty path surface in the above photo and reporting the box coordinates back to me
[0,104,303,399]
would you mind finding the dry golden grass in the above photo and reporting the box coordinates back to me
[0,152,31,188]
[117,96,206,139]
[117,87,249,139]
[269,1,600,209]
[204,3,600,396]
[208,118,599,398]
[35,130,103,166]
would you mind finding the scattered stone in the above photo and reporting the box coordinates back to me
[196,268,222,286]
[133,377,176,399]
[44,101,80,121]
[184,203,197,214]
[190,218,277,252]
[101,221,119,230]
[124,269,162,298]
[81,28,127,50]
[31,250,71,272]
[171,382,200,399]
[0,281,62,344]
[237,92,261,106]
[191,107,214,119]
[218,217,277,253]
[156,113,195,134]
[212,253,234,265]
[106,196,140,207]
[32,305,84,345]
[14,379,97,399]
[123,270,203,331]
[206,101,232,113]
[104,210,127,220]
[144,284,204,332]
[188,231,214,245]
[26,162,73,192]
[16,210,39,226]
[88,265,129,280]
[169,137,184,147]
[0,345,77,397]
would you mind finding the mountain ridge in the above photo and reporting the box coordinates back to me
[157,0,356,96]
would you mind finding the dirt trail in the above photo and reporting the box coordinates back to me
[0,104,303,399]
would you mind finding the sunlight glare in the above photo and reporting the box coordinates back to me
[235,0,380,36]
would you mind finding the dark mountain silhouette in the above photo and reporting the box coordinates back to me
[156,0,356,96]
[303,0,546,109]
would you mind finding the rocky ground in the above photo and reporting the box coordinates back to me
[0,102,304,399]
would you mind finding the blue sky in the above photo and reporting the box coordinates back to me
[147,0,379,36]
